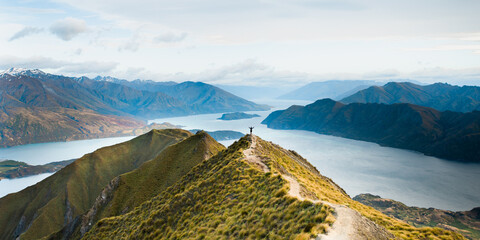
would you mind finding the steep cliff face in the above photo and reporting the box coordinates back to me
[262,99,480,162]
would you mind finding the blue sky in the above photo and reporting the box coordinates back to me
[0,0,479,86]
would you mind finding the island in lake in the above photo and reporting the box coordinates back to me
[218,112,261,120]
[189,129,245,141]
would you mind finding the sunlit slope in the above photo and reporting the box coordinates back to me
[0,129,191,240]
[84,135,462,239]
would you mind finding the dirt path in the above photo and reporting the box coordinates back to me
[316,204,355,240]
[282,172,362,239]
[242,135,269,173]
[282,175,304,201]
[242,135,392,240]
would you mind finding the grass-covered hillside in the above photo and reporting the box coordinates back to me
[0,129,192,240]
[74,131,225,238]
[84,135,464,239]
[83,136,336,240]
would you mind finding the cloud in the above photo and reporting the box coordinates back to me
[49,17,87,41]
[0,56,65,69]
[118,33,140,52]
[154,32,187,43]
[0,55,118,76]
[144,60,480,87]
[60,61,118,74]
[141,59,315,87]
[9,26,44,41]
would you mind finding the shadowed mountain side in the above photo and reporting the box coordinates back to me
[83,135,462,239]
[49,131,225,239]
[0,129,192,240]
[341,82,480,113]
[0,107,145,147]
[76,78,192,118]
[92,77,270,113]
[262,99,480,162]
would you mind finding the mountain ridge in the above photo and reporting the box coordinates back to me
[341,82,480,112]
[279,80,382,101]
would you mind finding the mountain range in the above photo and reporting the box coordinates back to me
[92,75,270,114]
[341,82,480,112]
[278,80,382,101]
[262,98,480,162]
[0,68,267,147]
[0,130,464,239]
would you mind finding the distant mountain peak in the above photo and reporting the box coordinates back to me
[93,75,123,82]
[1,67,46,77]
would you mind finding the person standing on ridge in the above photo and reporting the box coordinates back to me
[249,126,254,135]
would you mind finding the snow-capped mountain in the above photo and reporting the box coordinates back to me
[0,67,46,77]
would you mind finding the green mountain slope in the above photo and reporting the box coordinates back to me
[83,135,462,239]
[262,99,480,162]
[48,131,225,239]
[341,82,480,112]
[0,129,191,240]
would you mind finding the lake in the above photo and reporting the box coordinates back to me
[149,100,480,211]
[1,99,479,211]
[0,136,135,165]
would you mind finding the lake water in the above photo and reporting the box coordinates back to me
[148,99,480,211]
[1,99,479,211]
[0,173,53,198]
[0,136,135,165]
[0,136,134,198]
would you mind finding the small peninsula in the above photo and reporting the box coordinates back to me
[0,159,75,180]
